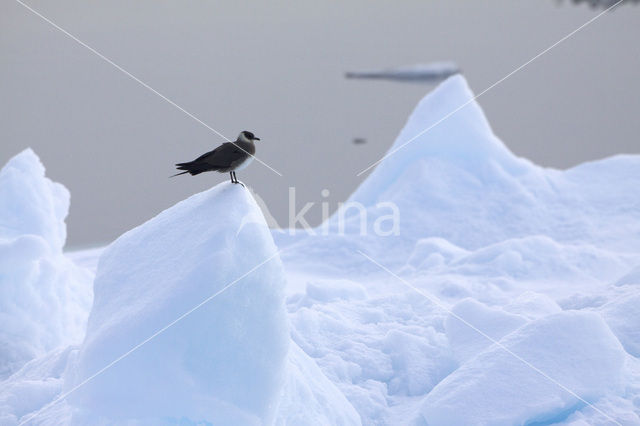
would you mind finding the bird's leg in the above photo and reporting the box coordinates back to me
[233,171,245,187]
[229,171,235,183]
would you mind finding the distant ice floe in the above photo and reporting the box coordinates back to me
[560,0,640,8]
[345,62,460,83]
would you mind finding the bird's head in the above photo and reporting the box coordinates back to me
[238,131,260,143]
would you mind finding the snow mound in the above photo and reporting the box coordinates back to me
[562,396,640,425]
[65,182,357,424]
[0,150,92,379]
[406,237,468,270]
[277,344,361,425]
[444,299,527,364]
[420,311,626,425]
[600,293,640,357]
[448,235,629,283]
[301,279,368,306]
[503,291,562,320]
[615,263,640,286]
[288,286,454,424]
[0,149,68,250]
[0,346,77,425]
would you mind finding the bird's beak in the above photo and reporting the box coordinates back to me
[254,137,261,141]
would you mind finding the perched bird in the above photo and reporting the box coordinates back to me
[172,131,260,185]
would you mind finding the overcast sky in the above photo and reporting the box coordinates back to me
[1,0,639,248]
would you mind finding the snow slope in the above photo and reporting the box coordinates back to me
[0,150,92,380]
[2,75,640,425]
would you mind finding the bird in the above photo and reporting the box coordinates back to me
[172,131,260,185]
[352,137,367,145]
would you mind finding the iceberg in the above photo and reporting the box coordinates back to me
[349,75,640,252]
[64,183,359,425]
[0,149,92,379]
[279,75,640,281]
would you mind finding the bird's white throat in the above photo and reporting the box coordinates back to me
[238,133,252,143]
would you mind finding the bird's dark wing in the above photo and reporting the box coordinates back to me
[197,142,245,167]
[173,142,246,176]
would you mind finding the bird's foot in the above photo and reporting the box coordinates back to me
[234,180,246,188]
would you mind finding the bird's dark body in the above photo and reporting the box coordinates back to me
[174,140,255,176]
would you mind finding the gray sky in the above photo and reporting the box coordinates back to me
[1,0,639,248]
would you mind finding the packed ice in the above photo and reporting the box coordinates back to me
[2,75,640,425]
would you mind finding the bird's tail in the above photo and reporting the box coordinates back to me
[171,161,206,177]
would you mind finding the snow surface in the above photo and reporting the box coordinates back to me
[2,75,640,425]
